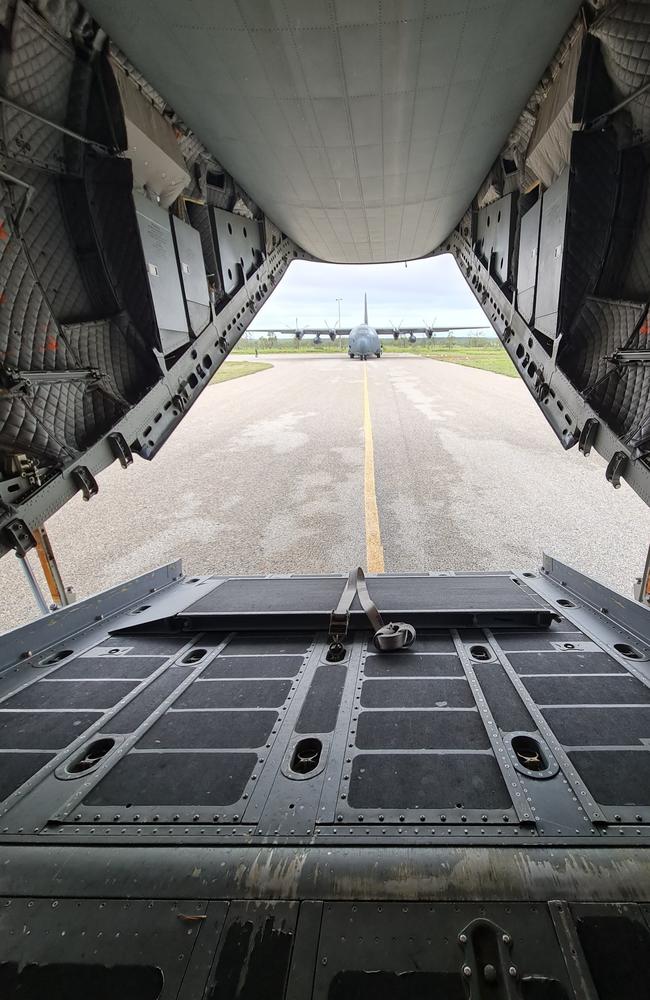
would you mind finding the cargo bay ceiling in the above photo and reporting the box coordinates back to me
[85,0,580,265]
[1,0,650,561]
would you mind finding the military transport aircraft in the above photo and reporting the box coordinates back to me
[0,0,649,995]
[252,294,489,358]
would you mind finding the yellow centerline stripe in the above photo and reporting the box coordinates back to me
[362,364,385,573]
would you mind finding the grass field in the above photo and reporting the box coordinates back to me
[232,339,517,377]
[210,360,273,384]
[425,349,517,377]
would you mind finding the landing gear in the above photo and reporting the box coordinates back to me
[375,352,381,358]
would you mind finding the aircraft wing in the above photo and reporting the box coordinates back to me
[249,329,342,339]
[373,326,491,337]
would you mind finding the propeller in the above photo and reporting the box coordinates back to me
[324,319,337,342]
[391,318,403,341]
[280,318,304,340]
[422,317,438,339]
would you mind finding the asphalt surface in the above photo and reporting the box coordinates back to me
[1,355,648,632]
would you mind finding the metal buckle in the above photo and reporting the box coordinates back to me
[328,610,349,641]
[373,621,416,651]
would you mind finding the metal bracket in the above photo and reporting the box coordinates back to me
[605,450,627,489]
[548,901,599,1000]
[172,391,188,414]
[108,433,133,469]
[458,917,519,997]
[4,518,36,556]
[607,350,650,365]
[578,418,599,456]
[71,466,99,501]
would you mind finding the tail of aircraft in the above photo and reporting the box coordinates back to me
[364,293,368,325]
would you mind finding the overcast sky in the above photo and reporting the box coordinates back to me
[251,252,491,333]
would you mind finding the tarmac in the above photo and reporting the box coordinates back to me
[0,354,648,632]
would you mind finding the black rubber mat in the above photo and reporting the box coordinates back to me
[112,638,188,656]
[0,752,54,801]
[186,576,544,613]
[569,750,650,806]
[223,635,313,655]
[203,655,303,679]
[355,709,489,750]
[55,656,167,680]
[0,962,164,1000]
[348,753,510,810]
[176,679,291,709]
[296,665,346,734]
[473,664,535,732]
[85,750,257,806]
[541,706,650,747]
[4,681,138,711]
[107,671,185,734]
[360,678,472,709]
[0,711,101,750]
[524,675,650,705]
[495,633,585,651]
[411,632,456,653]
[139,710,277,749]
[575,912,650,1000]
[328,971,465,1000]
[364,654,463,677]
[507,651,625,675]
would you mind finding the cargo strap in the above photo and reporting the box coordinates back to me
[328,567,416,658]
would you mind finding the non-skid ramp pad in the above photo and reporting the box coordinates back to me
[348,753,511,811]
[173,574,554,629]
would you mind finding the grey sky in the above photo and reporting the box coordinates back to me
[252,253,492,332]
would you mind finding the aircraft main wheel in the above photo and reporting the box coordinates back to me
[375,352,381,358]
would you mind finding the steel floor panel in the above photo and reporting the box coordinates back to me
[0,566,648,999]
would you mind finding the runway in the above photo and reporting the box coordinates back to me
[0,355,648,632]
